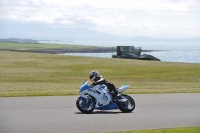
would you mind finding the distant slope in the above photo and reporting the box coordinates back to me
[0,38,38,43]
[130,36,200,42]
[0,20,200,42]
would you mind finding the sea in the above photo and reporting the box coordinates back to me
[39,40,200,64]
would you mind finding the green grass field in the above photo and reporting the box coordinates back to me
[0,43,200,133]
[0,42,93,49]
[0,50,200,97]
[0,42,109,51]
[107,126,200,133]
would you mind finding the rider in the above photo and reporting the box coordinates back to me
[89,70,120,100]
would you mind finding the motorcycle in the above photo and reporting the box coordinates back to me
[76,81,135,113]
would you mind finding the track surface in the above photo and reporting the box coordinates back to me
[1,94,200,133]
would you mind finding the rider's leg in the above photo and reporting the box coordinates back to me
[107,82,119,98]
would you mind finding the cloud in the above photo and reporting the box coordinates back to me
[60,20,74,25]
[0,0,200,37]
[59,18,97,28]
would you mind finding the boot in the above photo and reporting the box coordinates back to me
[113,90,121,102]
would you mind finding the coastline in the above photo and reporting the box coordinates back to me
[0,48,162,54]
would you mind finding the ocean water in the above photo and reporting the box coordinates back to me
[40,41,200,63]
[62,51,200,63]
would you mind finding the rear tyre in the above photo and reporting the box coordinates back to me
[117,94,135,113]
[76,97,95,114]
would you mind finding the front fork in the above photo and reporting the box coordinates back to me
[80,94,90,106]
[85,95,89,104]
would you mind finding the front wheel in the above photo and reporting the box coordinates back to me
[76,97,95,114]
[117,94,135,113]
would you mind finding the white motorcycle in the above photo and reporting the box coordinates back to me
[76,81,135,113]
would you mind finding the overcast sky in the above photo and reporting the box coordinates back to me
[0,0,200,38]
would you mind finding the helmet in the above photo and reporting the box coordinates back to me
[89,70,99,82]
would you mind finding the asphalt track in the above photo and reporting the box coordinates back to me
[0,94,200,133]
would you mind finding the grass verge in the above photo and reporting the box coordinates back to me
[0,51,200,97]
[0,42,110,53]
[106,126,200,133]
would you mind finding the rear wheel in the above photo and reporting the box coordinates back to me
[117,94,135,113]
[76,97,95,114]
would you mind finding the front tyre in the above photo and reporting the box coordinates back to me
[117,94,135,113]
[76,97,95,114]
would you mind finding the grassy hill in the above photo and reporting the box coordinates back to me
[0,51,200,97]
[0,42,111,54]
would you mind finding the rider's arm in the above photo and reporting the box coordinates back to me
[93,76,107,86]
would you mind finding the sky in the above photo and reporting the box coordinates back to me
[0,0,200,38]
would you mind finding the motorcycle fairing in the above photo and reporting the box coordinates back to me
[96,103,118,110]
[118,85,130,93]
[80,82,92,92]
